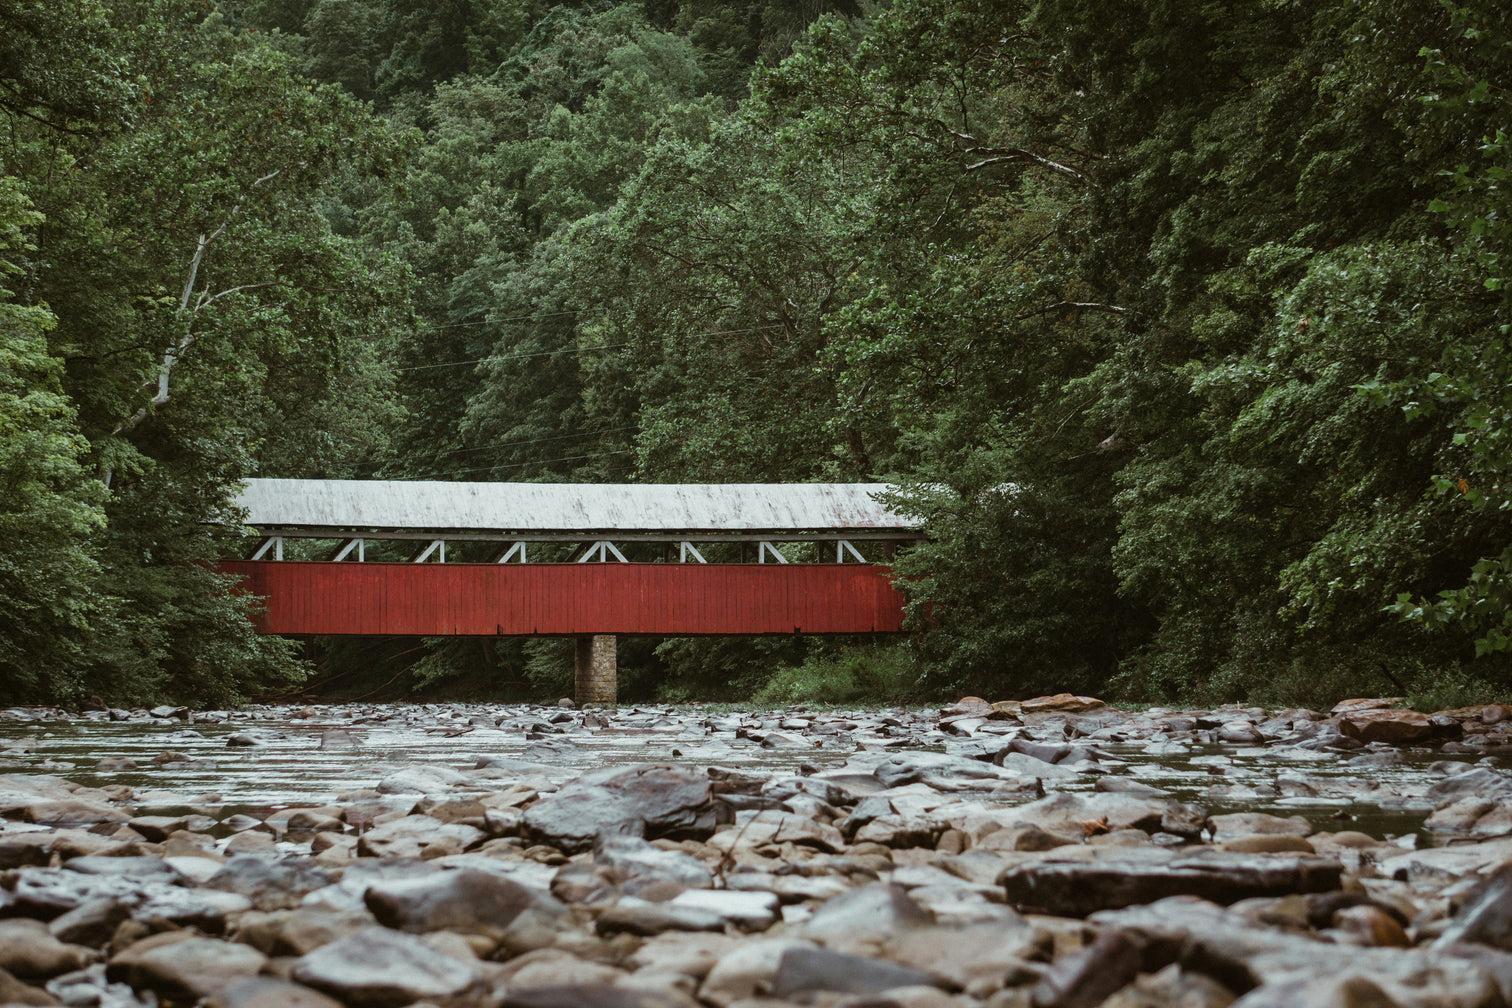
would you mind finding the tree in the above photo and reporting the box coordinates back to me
[2,0,412,703]
[1381,0,1512,660]
[0,180,109,700]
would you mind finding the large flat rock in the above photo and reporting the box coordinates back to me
[999,849,1343,916]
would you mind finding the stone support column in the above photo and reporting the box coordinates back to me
[574,634,617,705]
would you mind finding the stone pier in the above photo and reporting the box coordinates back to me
[573,634,617,705]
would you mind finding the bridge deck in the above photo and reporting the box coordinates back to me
[221,560,906,636]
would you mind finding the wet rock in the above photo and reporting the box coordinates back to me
[111,936,266,1003]
[356,814,484,858]
[0,966,58,1006]
[1097,897,1503,1007]
[0,832,55,868]
[48,897,133,948]
[1428,766,1512,800]
[1330,904,1411,947]
[1434,861,1512,952]
[595,901,727,936]
[706,810,846,855]
[24,799,132,828]
[1021,695,1106,714]
[63,856,183,881]
[667,890,779,931]
[363,867,542,941]
[1207,813,1313,842]
[801,884,934,948]
[0,920,95,979]
[205,854,334,910]
[291,926,483,1008]
[498,985,693,1008]
[1000,850,1343,917]
[231,908,374,956]
[699,939,817,1008]
[771,946,946,998]
[595,836,713,890]
[205,976,345,1008]
[872,752,1027,790]
[375,764,476,795]
[1031,928,1150,1008]
[1098,964,1236,1008]
[523,765,724,853]
[1425,798,1512,838]
[1338,709,1433,743]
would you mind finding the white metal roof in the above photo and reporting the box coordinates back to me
[236,479,920,534]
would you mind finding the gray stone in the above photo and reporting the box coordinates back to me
[0,833,55,868]
[205,976,346,1008]
[356,814,485,858]
[595,836,712,889]
[205,854,334,910]
[48,897,132,948]
[0,965,57,1006]
[499,985,693,1008]
[1001,850,1343,917]
[24,800,131,827]
[705,810,845,855]
[1208,813,1314,842]
[523,765,724,853]
[0,920,94,979]
[802,884,934,947]
[113,936,267,1003]
[595,901,727,936]
[292,926,482,1008]
[698,939,818,1008]
[771,946,945,997]
[62,856,184,881]
[363,867,540,940]
[871,753,1024,790]
[231,908,375,957]
[1434,861,1512,952]
[667,889,779,932]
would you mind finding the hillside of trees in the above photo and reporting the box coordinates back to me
[2,0,1509,708]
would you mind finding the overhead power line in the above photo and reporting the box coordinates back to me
[394,324,786,374]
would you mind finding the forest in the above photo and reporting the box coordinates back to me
[1,0,1509,709]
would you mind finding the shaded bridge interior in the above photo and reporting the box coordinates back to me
[221,479,922,637]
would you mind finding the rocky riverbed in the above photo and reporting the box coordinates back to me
[4,694,1512,1008]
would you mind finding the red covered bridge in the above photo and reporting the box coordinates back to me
[219,480,923,701]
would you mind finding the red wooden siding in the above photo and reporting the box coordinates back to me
[218,561,906,636]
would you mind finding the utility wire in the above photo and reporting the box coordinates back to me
[422,448,636,480]
[419,424,640,462]
[394,342,632,373]
[413,310,582,332]
[394,323,786,374]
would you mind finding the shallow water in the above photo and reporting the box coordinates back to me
[0,706,852,809]
[0,704,1471,843]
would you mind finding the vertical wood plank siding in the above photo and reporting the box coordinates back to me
[218,561,907,636]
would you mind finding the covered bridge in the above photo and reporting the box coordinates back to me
[219,479,924,701]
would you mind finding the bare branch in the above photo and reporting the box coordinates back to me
[104,169,286,461]
[193,280,285,312]
[1016,301,1131,320]
[965,149,1087,182]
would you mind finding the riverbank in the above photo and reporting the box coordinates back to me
[2,695,1512,1007]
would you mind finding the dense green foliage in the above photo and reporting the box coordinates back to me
[3,0,1509,707]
